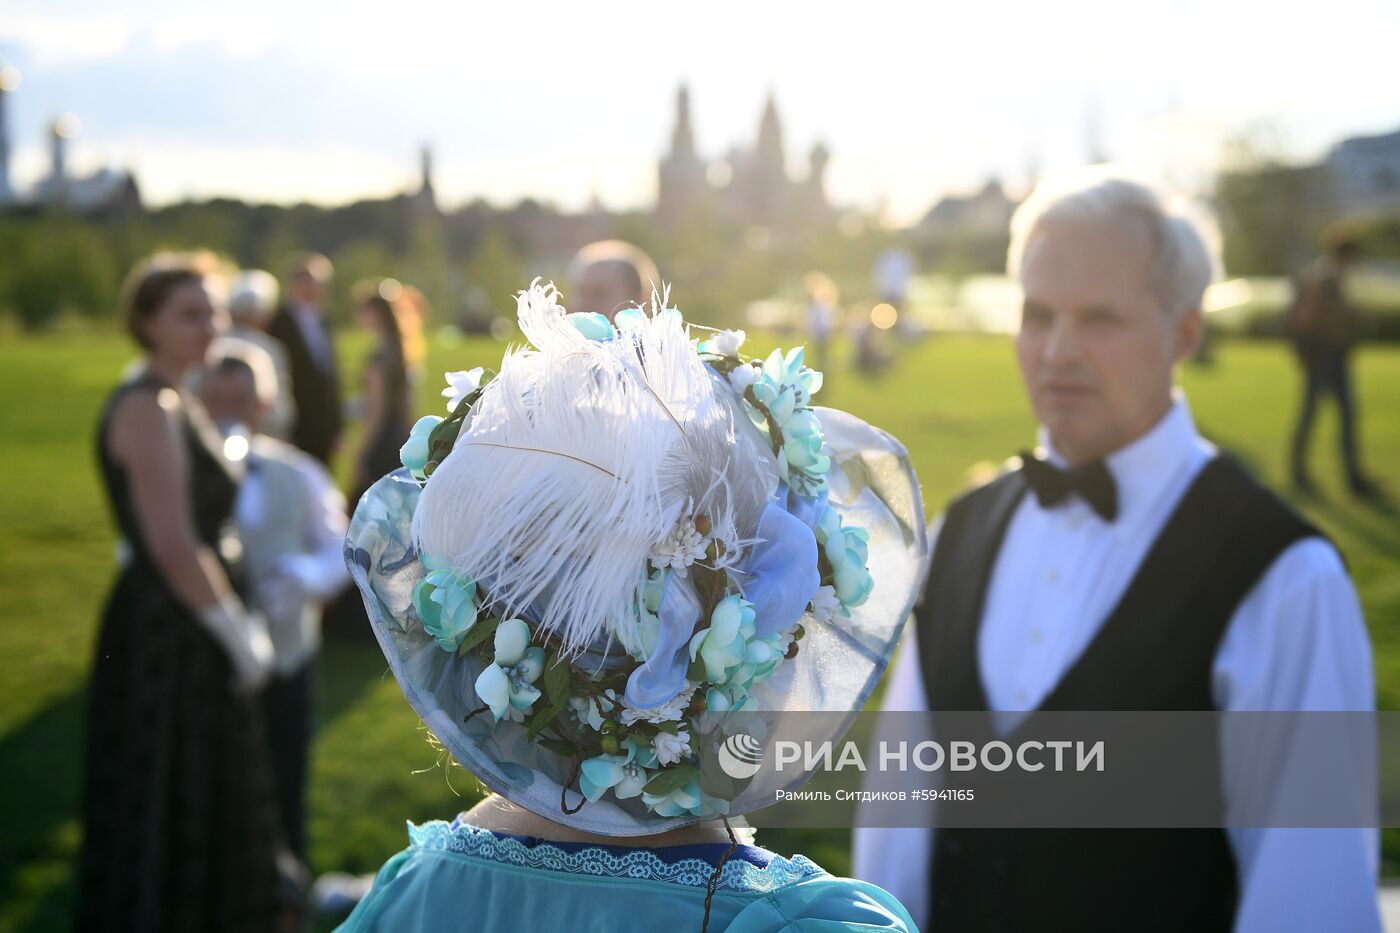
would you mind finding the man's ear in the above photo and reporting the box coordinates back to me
[1173,306,1205,364]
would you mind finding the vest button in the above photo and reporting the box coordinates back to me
[946,838,962,855]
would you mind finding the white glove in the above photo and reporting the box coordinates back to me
[257,571,305,628]
[198,596,275,694]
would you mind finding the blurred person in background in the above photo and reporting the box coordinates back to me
[803,271,838,374]
[220,268,295,440]
[349,278,426,506]
[855,169,1379,933]
[269,252,343,466]
[197,348,350,861]
[1287,234,1381,499]
[567,239,660,320]
[79,256,296,931]
[324,278,425,645]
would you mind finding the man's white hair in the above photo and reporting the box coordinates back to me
[227,269,280,324]
[1007,167,1222,317]
[196,337,280,406]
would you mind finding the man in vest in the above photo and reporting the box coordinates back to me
[853,169,1379,931]
[198,349,350,859]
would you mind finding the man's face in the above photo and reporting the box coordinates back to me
[570,262,638,321]
[290,269,325,307]
[1015,216,1202,465]
[200,369,261,431]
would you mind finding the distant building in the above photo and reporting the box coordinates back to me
[31,118,141,216]
[0,68,141,217]
[917,179,1019,236]
[655,85,832,232]
[1327,128,1400,216]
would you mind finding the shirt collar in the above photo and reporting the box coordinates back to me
[1037,390,1208,523]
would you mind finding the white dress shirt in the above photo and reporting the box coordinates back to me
[235,435,349,675]
[291,303,333,372]
[853,395,1379,933]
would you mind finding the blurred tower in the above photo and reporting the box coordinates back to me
[746,91,788,222]
[722,91,790,227]
[412,143,439,216]
[0,64,18,205]
[41,114,77,207]
[656,83,707,229]
[802,140,832,219]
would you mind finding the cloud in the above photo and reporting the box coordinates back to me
[0,11,135,67]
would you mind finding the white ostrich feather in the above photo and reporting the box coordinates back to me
[414,281,777,655]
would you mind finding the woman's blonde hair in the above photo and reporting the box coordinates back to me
[356,277,427,368]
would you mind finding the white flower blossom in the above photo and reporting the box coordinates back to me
[706,329,747,358]
[652,728,692,767]
[728,364,760,395]
[649,517,709,571]
[808,585,842,624]
[620,684,696,725]
[442,367,485,411]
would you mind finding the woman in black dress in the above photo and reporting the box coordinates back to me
[78,259,291,931]
[349,279,424,505]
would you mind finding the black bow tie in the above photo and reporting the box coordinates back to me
[1018,451,1119,522]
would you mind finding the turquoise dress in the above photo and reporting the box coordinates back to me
[336,819,919,932]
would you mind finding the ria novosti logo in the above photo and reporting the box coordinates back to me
[718,732,765,779]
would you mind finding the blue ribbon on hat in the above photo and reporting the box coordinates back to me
[623,575,703,709]
[622,499,820,709]
[733,500,820,638]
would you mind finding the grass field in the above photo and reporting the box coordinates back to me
[1,329,1397,931]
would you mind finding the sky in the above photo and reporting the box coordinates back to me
[3,0,1399,223]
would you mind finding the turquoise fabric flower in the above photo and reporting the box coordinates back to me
[687,594,788,704]
[612,308,646,332]
[578,737,658,802]
[688,595,756,685]
[745,348,830,494]
[728,633,786,693]
[833,527,873,606]
[704,683,757,714]
[400,415,443,481]
[473,619,545,723]
[760,347,823,405]
[641,777,707,818]
[411,554,481,652]
[815,506,874,609]
[566,312,616,341]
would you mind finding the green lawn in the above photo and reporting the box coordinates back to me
[1,330,1397,931]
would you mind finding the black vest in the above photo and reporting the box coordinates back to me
[918,455,1321,933]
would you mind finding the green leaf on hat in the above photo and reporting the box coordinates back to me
[698,751,735,800]
[542,652,572,706]
[456,615,499,657]
[643,763,701,797]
